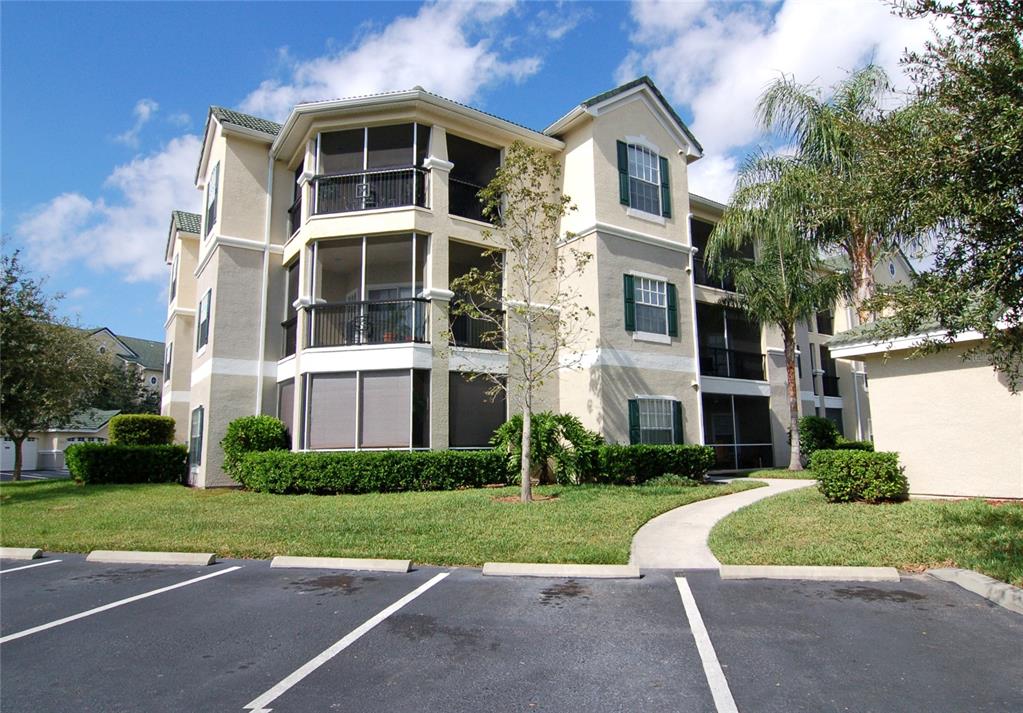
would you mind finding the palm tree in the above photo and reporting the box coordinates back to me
[706,154,847,470]
[757,65,919,322]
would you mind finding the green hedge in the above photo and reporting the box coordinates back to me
[221,415,290,479]
[594,444,715,485]
[833,439,875,452]
[811,450,908,503]
[65,443,188,484]
[108,415,175,446]
[236,449,509,494]
[798,415,840,462]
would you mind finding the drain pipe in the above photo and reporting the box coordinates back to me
[687,212,705,444]
[255,152,274,414]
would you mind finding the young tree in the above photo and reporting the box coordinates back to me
[93,360,161,415]
[757,66,922,322]
[449,141,592,502]
[707,155,847,470]
[0,251,104,479]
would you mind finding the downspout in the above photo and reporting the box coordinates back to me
[852,370,863,441]
[687,213,705,445]
[255,152,274,414]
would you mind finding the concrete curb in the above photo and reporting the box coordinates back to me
[928,568,1023,615]
[482,563,641,579]
[270,556,412,573]
[86,551,216,566]
[0,547,43,560]
[720,564,900,582]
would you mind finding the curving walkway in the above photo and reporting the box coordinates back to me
[630,478,815,569]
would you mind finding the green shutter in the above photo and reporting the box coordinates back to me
[667,283,679,337]
[659,155,671,218]
[628,399,641,445]
[617,141,630,205]
[672,401,683,444]
[623,274,636,332]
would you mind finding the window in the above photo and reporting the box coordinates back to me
[623,274,678,337]
[449,373,506,447]
[815,311,834,335]
[149,376,158,386]
[616,141,671,218]
[825,408,845,437]
[701,394,773,470]
[169,253,178,302]
[164,343,172,382]
[189,406,204,466]
[205,162,219,237]
[196,289,211,351]
[277,380,295,441]
[628,398,682,444]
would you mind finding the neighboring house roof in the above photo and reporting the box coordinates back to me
[171,210,201,235]
[48,408,120,433]
[117,335,165,371]
[209,106,283,137]
[828,319,985,359]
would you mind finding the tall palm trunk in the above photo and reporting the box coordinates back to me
[850,234,877,324]
[783,325,803,470]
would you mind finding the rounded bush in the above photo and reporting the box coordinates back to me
[799,415,840,463]
[65,443,188,484]
[491,412,602,484]
[108,415,175,446]
[221,415,290,478]
[811,449,908,503]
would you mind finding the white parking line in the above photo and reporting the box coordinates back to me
[0,560,63,575]
[244,571,450,713]
[0,565,242,644]
[676,576,739,713]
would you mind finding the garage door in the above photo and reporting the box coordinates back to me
[1,438,38,470]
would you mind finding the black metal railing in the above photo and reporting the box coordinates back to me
[700,347,766,380]
[288,196,302,235]
[693,259,736,292]
[313,167,427,215]
[307,298,429,348]
[450,310,504,350]
[282,317,297,358]
[449,177,490,223]
[822,374,840,397]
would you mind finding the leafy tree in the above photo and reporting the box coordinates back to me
[449,141,593,502]
[707,155,846,470]
[757,65,922,321]
[0,251,105,479]
[868,0,1023,387]
[93,360,160,415]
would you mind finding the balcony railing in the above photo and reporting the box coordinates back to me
[822,374,840,397]
[281,316,297,358]
[313,167,427,216]
[449,177,489,223]
[450,310,504,350]
[693,259,736,292]
[307,298,429,348]
[288,196,302,236]
[700,347,766,380]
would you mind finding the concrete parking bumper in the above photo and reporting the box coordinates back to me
[929,568,1023,615]
[270,556,412,573]
[86,550,216,566]
[719,565,901,582]
[0,547,42,560]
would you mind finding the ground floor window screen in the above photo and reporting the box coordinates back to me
[449,372,506,447]
[188,406,204,466]
[628,398,683,444]
[277,380,295,442]
[701,393,773,469]
[305,369,429,450]
[825,408,845,437]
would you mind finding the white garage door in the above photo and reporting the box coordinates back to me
[1,438,38,471]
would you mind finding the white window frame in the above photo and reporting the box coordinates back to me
[637,397,674,445]
[164,343,173,382]
[627,143,661,216]
[196,289,211,353]
[169,253,179,303]
[633,276,669,337]
[204,162,219,238]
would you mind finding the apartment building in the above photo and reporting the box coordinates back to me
[163,77,909,486]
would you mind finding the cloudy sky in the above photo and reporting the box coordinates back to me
[1,0,933,340]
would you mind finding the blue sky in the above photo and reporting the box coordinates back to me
[1,1,933,342]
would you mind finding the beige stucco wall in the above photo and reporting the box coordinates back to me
[864,343,1022,498]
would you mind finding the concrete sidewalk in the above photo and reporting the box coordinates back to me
[630,478,815,569]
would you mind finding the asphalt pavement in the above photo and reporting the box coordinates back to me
[1,554,1020,712]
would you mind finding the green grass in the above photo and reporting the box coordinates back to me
[735,468,817,480]
[0,479,763,566]
[709,487,1023,586]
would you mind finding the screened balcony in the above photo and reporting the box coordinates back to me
[696,303,765,380]
[449,240,503,350]
[311,124,430,217]
[702,393,774,470]
[307,234,428,348]
[820,345,841,397]
[447,134,500,223]
[691,218,754,291]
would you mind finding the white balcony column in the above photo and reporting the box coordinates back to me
[423,126,452,216]
[290,244,313,450]
[812,369,826,417]
[300,138,317,224]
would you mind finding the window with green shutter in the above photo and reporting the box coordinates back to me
[630,398,682,444]
[623,274,636,331]
[617,141,671,217]
[628,399,641,444]
[626,275,678,337]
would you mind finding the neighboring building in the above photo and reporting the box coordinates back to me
[830,328,1022,499]
[1,409,118,471]
[164,77,907,487]
[88,327,165,395]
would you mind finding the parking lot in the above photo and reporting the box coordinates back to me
[1,555,1020,713]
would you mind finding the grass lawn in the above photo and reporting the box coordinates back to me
[709,487,1023,586]
[0,479,763,566]
[733,468,817,480]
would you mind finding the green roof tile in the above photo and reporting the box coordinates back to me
[117,335,166,371]
[210,106,282,137]
[171,210,201,234]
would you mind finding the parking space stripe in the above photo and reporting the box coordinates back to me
[0,560,63,575]
[0,565,242,644]
[244,571,450,713]
[675,576,739,713]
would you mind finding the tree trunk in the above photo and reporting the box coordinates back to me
[784,326,803,471]
[520,406,533,502]
[11,434,24,481]
[851,239,877,324]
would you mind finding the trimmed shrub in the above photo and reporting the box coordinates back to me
[491,412,603,485]
[833,439,875,452]
[222,415,290,479]
[642,473,701,488]
[65,443,188,484]
[811,450,908,503]
[595,444,715,485]
[235,449,509,495]
[799,415,840,463]
[108,414,175,446]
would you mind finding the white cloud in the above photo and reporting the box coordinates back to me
[16,135,201,283]
[114,98,159,147]
[619,0,934,201]
[536,2,593,40]
[240,1,541,121]
[167,111,191,128]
